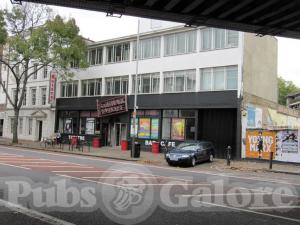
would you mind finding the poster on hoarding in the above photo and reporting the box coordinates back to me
[275,130,300,163]
[171,118,185,141]
[138,118,151,139]
[151,119,159,139]
[85,118,95,135]
[246,130,276,159]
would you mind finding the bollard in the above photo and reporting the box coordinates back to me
[226,146,231,166]
[269,151,273,170]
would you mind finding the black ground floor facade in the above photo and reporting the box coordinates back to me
[55,91,240,158]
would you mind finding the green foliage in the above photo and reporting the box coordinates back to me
[0,10,7,45]
[278,77,300,105]
[1,3,88,80]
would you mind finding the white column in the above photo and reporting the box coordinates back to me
[196,69,200,92]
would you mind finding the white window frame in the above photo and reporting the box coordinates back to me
[163,70,196,93]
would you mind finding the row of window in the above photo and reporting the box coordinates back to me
[85,28,239,66]
[12,87,48,106]
[8,64,49,80]
[10,117,33,135]
[61,66,238,98]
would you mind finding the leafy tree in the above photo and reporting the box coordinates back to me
[0,3,88,143]
[278,77,300,105]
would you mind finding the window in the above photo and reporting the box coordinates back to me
[61,81,78,97]
[80,117,95,135]
[43,67,48,79]
[163,70,196,93]
[10,118,14,134]
[22,89,26,106]
[41,87,47,105]
[107,43,130,63]
[28,118,33,135]
[105,76,128,95]
[133,37,161,60]
[201,28,239,51]
[130,110,160,139]
[33,63,38,79]
[88,47,103,65]
[226,66,238,89]
[164,31,197,56]
[82,79,102,96]
[162,110,196,140]
[31,88,36,105]
[132,73,160,94]
[19,118,23,134]
[200,66,238,91]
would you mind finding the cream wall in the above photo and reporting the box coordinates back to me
[242,33,278,103]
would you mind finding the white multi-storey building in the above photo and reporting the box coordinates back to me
[54,20,278,158]
[1,62,56,141]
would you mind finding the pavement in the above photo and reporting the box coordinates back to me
[0,138,300,176]
[0,145,299,225]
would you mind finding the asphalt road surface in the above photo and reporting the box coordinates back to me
[0,145,299,225]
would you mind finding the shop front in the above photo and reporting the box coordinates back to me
[56,91,239,158]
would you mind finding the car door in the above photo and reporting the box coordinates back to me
[196,143,206,162]
[202,143,211,160]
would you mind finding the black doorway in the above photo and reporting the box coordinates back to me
[0,119,3,136]
[38,121,43,141]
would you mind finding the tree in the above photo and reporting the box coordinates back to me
[0,3,88,143]
[278,77,300,105]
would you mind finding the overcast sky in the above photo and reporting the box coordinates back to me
[1,0,300,86]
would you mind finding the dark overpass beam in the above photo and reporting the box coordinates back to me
[201,0,231,16]
[145,0,159,7]
[252,2,296,24]
[181,0,205,14]
[267,10,300,26]
[235,0,278,22]
[164,0,181,11]
[218,0,253,19]
[282,19,300,29]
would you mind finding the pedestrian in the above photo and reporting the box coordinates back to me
[257,131,263,159]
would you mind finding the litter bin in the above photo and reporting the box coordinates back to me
[152,142,160,154]
[121,140,128,151]
[134,142,140,158]
[92,137,101,148]
[71,136,78,146]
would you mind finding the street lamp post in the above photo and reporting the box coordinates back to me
[131,19,140,158]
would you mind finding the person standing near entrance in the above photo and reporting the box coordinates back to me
[257,131,263,159]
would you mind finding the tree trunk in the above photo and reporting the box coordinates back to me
[12,109,19,144]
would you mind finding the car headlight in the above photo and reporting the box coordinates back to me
[165,153,170,158]
[181,154,190,158]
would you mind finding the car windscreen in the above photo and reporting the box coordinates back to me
[177,143,198,151]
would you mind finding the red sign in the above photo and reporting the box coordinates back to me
[48,71,57,106]
[96,96,128,117]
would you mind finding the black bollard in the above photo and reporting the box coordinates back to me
[269,151,273,170]
[226,146,231,166]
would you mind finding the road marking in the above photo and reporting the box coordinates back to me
[196,200,300,223]
[82,176,169,179]
[121,183,211,186]
[0,162,31,170]
[248,205,300,210]
[238,187,300,198]
[21,165,93,168]
[57,174,137,190]
[0,198,75,225]
[2,146,300,186]
[54,170,110,173]
[179,193,267,197]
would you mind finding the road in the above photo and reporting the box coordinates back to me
[0,145,298,225]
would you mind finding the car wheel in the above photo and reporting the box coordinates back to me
[191,157,196,167]
[167,161,173,166]
[209,153,214,162]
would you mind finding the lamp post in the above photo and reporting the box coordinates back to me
[131,19,140,158]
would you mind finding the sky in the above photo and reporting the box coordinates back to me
[1,0,300,86]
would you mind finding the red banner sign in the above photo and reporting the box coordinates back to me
[96,96,128,117]
[48,71,57,106]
